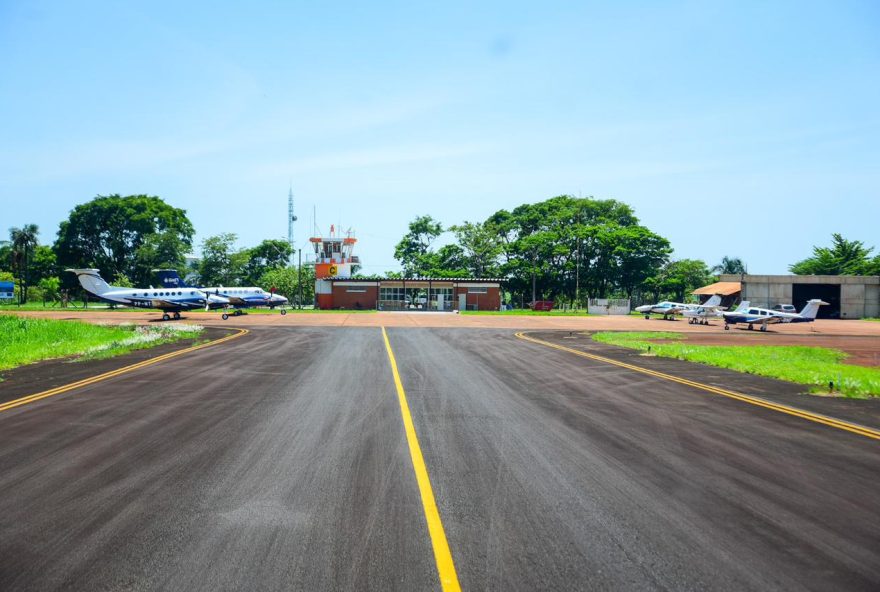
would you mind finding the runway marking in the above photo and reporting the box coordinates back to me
[515,332,880,441]
[381,327,461,592]
[0,328,249,414]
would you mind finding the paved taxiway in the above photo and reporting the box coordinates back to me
[1,327,878,591]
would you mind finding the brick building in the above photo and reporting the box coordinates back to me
[315,277,504,311]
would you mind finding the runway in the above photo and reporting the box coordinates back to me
[1,327,878,591]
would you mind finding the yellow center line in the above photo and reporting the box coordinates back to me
[0,328,249,414]
[515,332,880,441]
[381,327,461,592]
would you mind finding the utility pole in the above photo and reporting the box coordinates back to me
[575,236,580,310]
[531,251,537,305]
[297,248,303,309]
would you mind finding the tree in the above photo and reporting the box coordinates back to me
[483,195,666,304]
[422,244,469,277]
[258,264,315,306]
[243,239,293,285]
[711,256,746,276]
[449,221,501,277]
[789,234,877,275]
[607,225,671,298]
[393,215,443,277]
[197,233,245,287]
[9,224,39,304]
[653,259,712,302]
[54,194,194,286]
[38,276,61,304]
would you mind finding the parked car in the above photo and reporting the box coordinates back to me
[529,300,555,311]
[772,304,797,314]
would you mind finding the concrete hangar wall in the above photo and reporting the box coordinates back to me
[720,274,880,319]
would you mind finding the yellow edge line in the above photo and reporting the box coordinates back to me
[0,328,249,414]
[381,327,461,592]
[515,332,880,441]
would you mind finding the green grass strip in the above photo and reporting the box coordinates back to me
[0,316,202,374]
[592,331,880,398]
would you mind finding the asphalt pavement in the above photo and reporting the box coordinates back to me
[1,327,878,591]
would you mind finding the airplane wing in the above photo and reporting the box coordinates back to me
[149,299,200,310]
[226,296,249,306]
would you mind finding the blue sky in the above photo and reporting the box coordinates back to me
[1,0,878,275]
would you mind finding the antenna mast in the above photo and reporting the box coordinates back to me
[288,185,297,263]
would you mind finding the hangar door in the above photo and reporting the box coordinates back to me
[793,283,840,319]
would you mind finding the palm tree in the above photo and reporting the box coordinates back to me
[711,256,746,276]
[9,224,39,304]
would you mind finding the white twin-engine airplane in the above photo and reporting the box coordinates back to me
[153,269,289,320]
[635,294,722,320]
[722,299,828,332]
[67,269,229,321]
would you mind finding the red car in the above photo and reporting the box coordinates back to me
[529,300,555,311]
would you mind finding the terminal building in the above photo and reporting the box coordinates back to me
[717,274,880,319]
[310,227,503,311]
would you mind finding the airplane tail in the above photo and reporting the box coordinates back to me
[798,299,829,320]
[153,269,189,289]
[733,300,750,312]
[66,269,113,296]
[703,294,722,307]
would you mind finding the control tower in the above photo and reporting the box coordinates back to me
[310,225,359,279]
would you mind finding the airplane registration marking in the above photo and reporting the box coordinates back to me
[0,328,249,414]
[381,327,461,592]
[515,332,880,441]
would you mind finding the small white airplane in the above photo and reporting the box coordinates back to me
[154,269,289,320]
[636,294,722,320]
[68,268,229,321]
[683,300,750,325]
[722,299,828,332]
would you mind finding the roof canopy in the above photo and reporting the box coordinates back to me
[692,281,741,296]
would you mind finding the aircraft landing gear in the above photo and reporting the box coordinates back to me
[173,311,181,320]
[645,314,650,320]
[222,313,229,320]
[760,325,767,332]
[724,324,730,330]
[747,324,754,331]
[280,309,287,315]
[162,313,171,321]
[234,309,244,316]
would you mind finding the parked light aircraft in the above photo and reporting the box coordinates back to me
[683,300,749,325]
[68,269,229,321]
[722,299,828,331]
[154,270,289,320]
[635,294,722,320]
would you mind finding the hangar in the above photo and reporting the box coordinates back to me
[315,277,504,311]
[719,274,880,319]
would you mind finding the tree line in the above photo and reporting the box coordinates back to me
[388,195,878,306]
[1,194,313,305]
[3,193,877,307]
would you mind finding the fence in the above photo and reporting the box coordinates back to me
[587,298,631,315]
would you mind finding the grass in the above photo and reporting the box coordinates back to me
[591,331,880,398]
[0,316,203,375]
[462,309,592,316]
